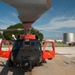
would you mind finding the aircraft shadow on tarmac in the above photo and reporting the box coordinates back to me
[0,60,44,75]
[0,61,25,75]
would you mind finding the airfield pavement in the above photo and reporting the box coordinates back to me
[0,47,75,75]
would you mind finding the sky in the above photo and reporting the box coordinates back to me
[0,0,75,40]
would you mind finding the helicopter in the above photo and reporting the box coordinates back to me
[0,33,55,72]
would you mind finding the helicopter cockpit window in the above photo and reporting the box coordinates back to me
[31,41,37,46]
[12,39,23,50]
[31,40,41,51]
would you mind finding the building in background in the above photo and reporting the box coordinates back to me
[55,40,63,42]
[63,33,75,44]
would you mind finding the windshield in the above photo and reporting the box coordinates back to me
[12,39,24,50]
[31,40,42,51]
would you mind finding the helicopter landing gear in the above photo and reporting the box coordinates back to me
[7,59,13,67]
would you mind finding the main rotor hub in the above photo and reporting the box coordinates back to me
[22,21,33,34]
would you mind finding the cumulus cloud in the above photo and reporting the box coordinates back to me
[49,16,75,29]
[0,19,16,25]
[34,16,75,31]
[11,12,18,17]
[0,18,17,29]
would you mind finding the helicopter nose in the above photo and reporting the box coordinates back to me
[20,59,32,71]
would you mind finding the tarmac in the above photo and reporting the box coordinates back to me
[0,47,75,75]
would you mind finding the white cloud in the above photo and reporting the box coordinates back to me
[34,16,75,30]
[49,16,75,29]
[0,19,7,24]
[0,19,16,25]
[0,18,17,29]
[11,12,18,17]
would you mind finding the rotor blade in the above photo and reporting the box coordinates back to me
[0,28,24,31]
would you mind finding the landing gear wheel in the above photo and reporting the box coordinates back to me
[7,59,13,67]
[48,58,52,60]
[41,60,47,63]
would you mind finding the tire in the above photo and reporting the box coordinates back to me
[48,58,52,60]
